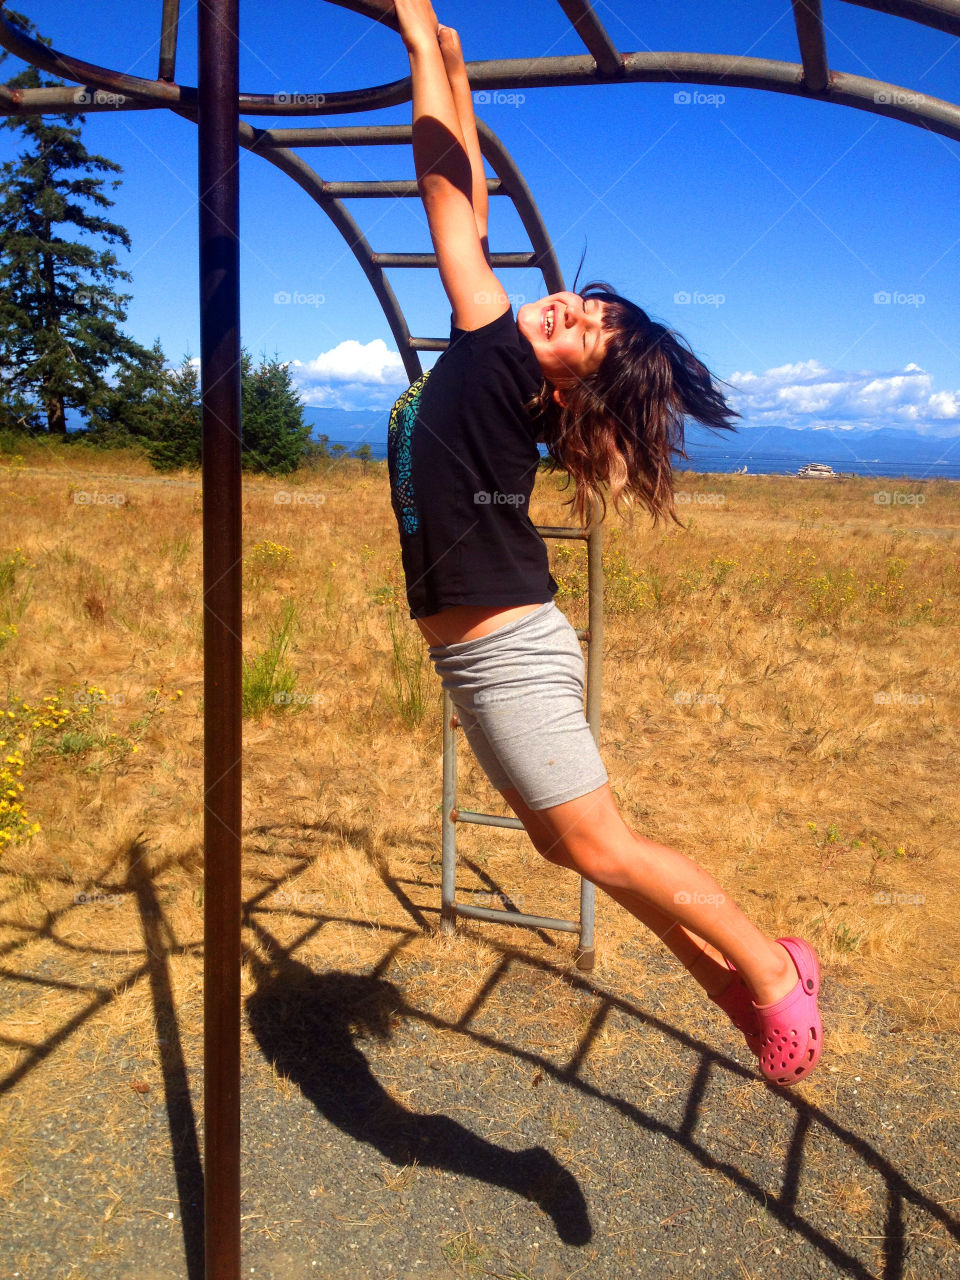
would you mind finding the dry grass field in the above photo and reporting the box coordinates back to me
[0,436,958,1275]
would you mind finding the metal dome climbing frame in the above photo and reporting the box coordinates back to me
[2,0,959,136]
[2,3,958,1277]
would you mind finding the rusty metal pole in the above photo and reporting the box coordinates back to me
[159,0,182,82]
[198,1,241,1278]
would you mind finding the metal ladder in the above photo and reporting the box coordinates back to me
[231,113,605,967]
[440,499,603,972]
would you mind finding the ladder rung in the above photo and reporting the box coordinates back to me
[253,125,414,148]
[321,179,504,198]
[534,524,589,539]
[373,252,537,268]
[454,809,524,830]
[409,337,449,351]
[453,902,580,932]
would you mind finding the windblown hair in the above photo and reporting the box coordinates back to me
[525,278,741,529]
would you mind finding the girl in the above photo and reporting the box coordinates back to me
[387,0,823,1086]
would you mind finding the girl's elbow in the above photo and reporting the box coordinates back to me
[419,177,473,223]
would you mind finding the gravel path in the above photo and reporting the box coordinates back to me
[2,939,959,1280]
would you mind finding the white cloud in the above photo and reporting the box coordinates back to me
[929,390,959,419]
[726,360,960,436]
[291,338,406,387]
[776,381,851,414]
[280,339,960,435]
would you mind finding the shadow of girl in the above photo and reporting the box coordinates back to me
[245,954,591,1246]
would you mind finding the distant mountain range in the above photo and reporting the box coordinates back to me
[305,408,960,471]
[682,422,960,468]
[59,406,959,477]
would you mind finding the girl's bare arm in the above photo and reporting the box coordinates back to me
[394,0,506,328]
[437,25,489,258]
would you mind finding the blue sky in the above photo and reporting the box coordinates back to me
[3,1,959,436]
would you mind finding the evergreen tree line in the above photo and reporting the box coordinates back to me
[0,12,370,474]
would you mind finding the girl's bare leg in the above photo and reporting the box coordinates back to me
[501,785,796,1007]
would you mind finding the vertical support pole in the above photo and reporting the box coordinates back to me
[198,2,241,1278]
[585,492,604,745]
[577,495,604,972]
[441,687,458,933]
[159,0,182,81]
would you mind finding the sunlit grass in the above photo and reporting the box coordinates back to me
[0,443,957,1048]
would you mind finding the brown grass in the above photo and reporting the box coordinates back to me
[0,441,958,1229]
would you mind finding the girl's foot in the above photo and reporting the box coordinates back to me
[711,939,824,1083]
[708,957,762,1053]
[752,937,823,1085]
[747,941,798,1006]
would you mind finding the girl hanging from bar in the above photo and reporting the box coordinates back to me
[387,0,824,1087]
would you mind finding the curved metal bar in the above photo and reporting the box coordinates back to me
[791,0,830,94]
[0,10,411,115]
[0,85,147,114]
[840,0,960,35]
[555,0,624,75]
[230,115,425,384]
[292,0,960,47]
[475,120,565,294]
[822,71,959,139]
[1,26,958,146]
[0,12,184,105]
[322,0,400,32]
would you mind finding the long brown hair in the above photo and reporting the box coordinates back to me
[525,278,740,529]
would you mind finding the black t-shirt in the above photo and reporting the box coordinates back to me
[387,305,559,620]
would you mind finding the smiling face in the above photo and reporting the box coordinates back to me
[517,292,611,401]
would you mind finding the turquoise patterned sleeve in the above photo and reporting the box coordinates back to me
[387,370,431,535]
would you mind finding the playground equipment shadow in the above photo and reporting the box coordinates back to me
[1,836,958,1280]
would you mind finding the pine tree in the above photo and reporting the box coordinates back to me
[146,355,202,473]
[240,349,313,475]
[0,29,153,434]
[142,350,312,475]
[86,338,173,449]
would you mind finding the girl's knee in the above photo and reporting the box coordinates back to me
[504,785,645,884]
[561,832,648,889]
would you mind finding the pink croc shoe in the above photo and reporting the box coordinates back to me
[753,937,823,1086]
[709,956,763,1055]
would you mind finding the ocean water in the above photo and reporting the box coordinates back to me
[674,451,960,481]
[320,440,960,482]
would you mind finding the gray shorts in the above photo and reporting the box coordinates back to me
[427,601,609,811]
